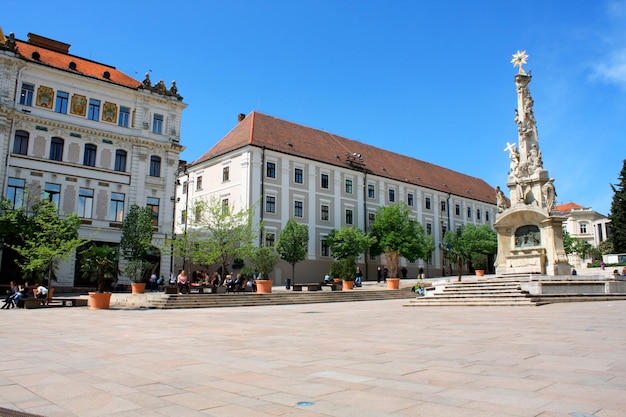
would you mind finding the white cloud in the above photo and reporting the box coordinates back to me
[592,49,626,88]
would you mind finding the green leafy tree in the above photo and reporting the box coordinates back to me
[80,244,120,292]
[276,219,308,285]
[185,197,259,278]
[562,230,575,255]
[327,226,376,281]
[120,205,154,282]
[608,159,626,253]
[572,239,593,261]
[370,203,435,278]
[8,199,84,290]
[598,239,614,256]
[443,224,497,282]
[250,246,281,280]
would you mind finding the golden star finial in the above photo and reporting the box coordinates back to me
[511,50,529,74]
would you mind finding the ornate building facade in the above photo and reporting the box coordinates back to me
[178,112,499,283]
[0,31,186,289]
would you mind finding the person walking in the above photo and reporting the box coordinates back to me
[355,266,363,287]
[377,267,383,283]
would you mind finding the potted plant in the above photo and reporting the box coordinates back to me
[327,226,376,290]
[250,246,280,293]
[80,244,120,309]
[120,205,154,294]
[125,259,148,293]
[330,259,356,290]
[471,253,488,277]
[329,261,343,284]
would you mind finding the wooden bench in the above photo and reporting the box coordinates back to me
[189,285,217,294]
[292,283,322,291]
[22,297,48,309]
[56,297,89,307]
[321,282,341,291]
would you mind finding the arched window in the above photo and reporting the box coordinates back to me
[13,130,29,155]
[114,149,127,172]
[83,144,97,167]
[149,155,161,177]
[50,137,64,161]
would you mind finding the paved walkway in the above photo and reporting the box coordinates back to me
[1,296,625,416]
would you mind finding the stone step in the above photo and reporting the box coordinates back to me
[149,289,415,309]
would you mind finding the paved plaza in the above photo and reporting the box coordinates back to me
[1,298,625,417]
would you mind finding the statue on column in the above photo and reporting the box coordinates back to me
[542,178,556,212]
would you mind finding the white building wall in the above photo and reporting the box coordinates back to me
[179,145,498,283]
[1,47,186,288]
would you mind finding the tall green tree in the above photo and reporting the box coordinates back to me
[183,197,259,277]
[327,226,376,281]
[443,224,497,282]
[120,204,154,282]
[276,219,308,286]
[608,159,626,253]
[8,199,84,289]
[80,244,120,292]
[370,203,435,278]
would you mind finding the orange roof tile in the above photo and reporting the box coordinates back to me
[194,112,497,204]
[556,202,583,214]
[14,39,140,89]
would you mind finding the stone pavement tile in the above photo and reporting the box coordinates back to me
[0,384,45,404]
[161,391,227,410]
[437,386,551,410]
[51,393,139,417]
[596,409,626,417]
[393,401,514,417]
[538,382,626,411]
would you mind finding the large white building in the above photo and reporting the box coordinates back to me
[178,112,498,283]
[556,202,610,266]
[0,31,186,289]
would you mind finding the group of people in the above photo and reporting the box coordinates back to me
[2,281,49,309]
[175,269,258,294]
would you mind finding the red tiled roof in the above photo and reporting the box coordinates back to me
[556,202,583,214]
[14,39,140,89]
[194,112,497,204]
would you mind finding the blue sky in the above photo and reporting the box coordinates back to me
[3,0,625,215]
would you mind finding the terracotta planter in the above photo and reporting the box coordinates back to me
[387,278,401,290]
[88,292,112,310]
[256,280,273,294]
[333,278,342,284]
[475,270,485,277]
[131,283,146,294]
[342,280,355,290]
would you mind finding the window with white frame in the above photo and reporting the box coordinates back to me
[345,208,353,225]
[321,204,329,221]
[266,161,276,178]
[294,200,303,217]
[265,196,276,213]
[321,173,329,189]
[78,188,94,218]
[294,167,303,184]
[345,179,353,194]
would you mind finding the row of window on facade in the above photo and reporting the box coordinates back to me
[264,161,490,222]
[13,130,162,177]
[181,167,230,195]
[6,177,160,224]
[19,83,165,134]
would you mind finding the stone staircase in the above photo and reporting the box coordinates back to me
[146,288,416,309]
[404,278,537,307]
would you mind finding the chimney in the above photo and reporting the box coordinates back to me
[237,113,246,123]
[27,33,70,54]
